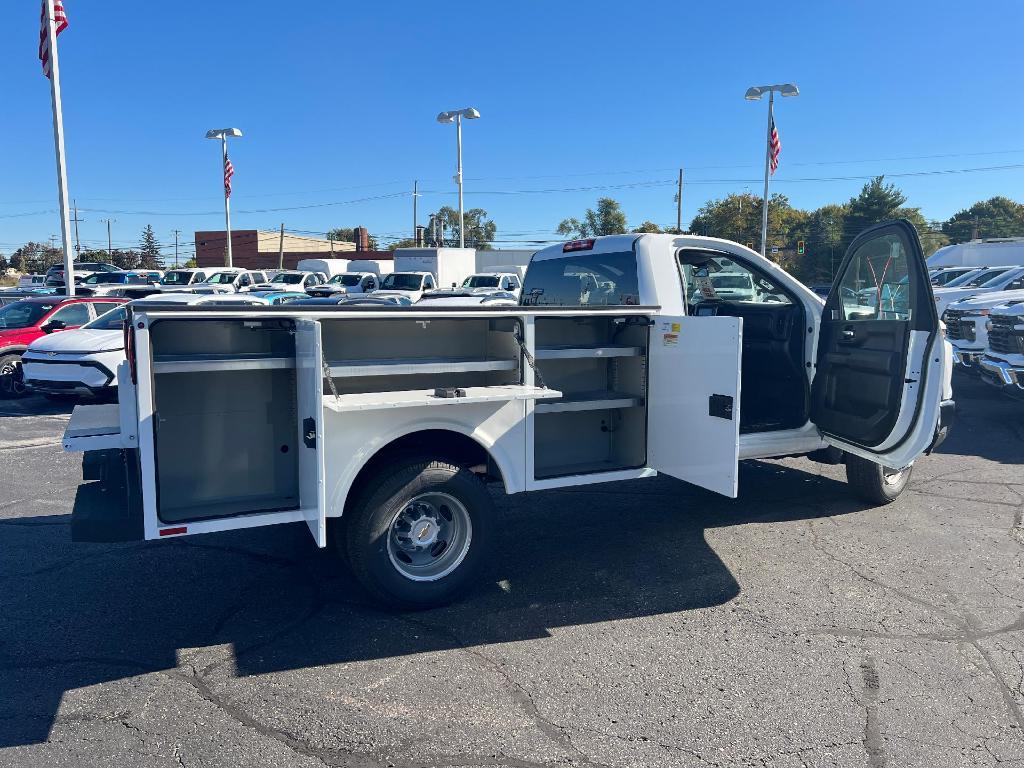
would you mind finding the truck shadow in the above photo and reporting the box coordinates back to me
[940,374,1024,465]
[0,459,868,747]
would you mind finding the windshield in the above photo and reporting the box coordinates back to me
[84,305,128,330]
[381,273,424,290]
[331,274,363,286]
[463,275,500,288]
[710,274,752,289]
[521,252,640,306]
[964,269,1010,288]
[0,302,56,329]
[943,269,986,288]
[161,271,194,285]
[274,273,305,284]
[205,272,237,284]
[84,273,128,284]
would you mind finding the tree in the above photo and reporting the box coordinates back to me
[631,221,664,234]
[388,238,418,249]
[557,198,627,238]
[423,207,497,249]
[942,197,1024,243]
[842,176,907,250]
[139,225,162,269]
[326,227,379,250]
[0,253,8,275]
[10,242,61,274]
[183,257,198,268]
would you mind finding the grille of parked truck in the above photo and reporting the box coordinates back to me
[60,221,953,609]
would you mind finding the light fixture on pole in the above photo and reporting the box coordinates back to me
[436,107,481,249]
[745,84,798,258]
[205,127,242,267]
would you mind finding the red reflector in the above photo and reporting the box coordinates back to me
[563,238,595,253]
[159,526,188,537]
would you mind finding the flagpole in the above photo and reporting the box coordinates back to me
[759,90,774,259]
[45,0,75,296]
[221,136,233,267]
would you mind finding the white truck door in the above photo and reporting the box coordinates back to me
[812,220,944,469]
[647,315,743,498]
[295,319,327,546]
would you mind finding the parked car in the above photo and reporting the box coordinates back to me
[17,274,48,290]
[930,266,979,287]
[933,266,1024,315]
[372,271,436,302]
[979,300,1024,399]
[155,267,212,291]
[21,293,268,398]
[245,291,309,305]
[75,271,157,297]
[192,268,271,294]
[460,272,522,297]
[44,261,120,287]
[253,270,326,292]
[306,272,380,297]
[417,289,519,307]
[0,289,59,307]
[0,296,126,397]
[943,289,1024,371]
[288,295,413,308]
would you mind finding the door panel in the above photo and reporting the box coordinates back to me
[648,315,742,498]
[812,220,941,464]
[295,319,327,547]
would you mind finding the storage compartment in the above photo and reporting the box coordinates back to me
[533,316,650,478]
[149,319,301,523]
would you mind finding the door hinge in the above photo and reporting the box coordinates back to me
[303,417,316,448]
[708,394,734,420]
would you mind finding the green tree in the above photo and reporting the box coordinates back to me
[557,198,628,238]
[0,253,8,275]
[388,238,418,249]
[424,207,497,249]
[942,197,1024,243]
[183,257,198,268]
[842,176,907,250]
[10,242,61,274]
[326,227,380,250]
[139,225,163,269]
[631,221,664,234]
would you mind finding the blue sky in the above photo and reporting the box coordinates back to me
[3,0,1023,259]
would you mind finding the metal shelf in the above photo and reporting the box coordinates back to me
[153,355,296,374]
[535,344,642,360]
[323,385,561,413]
[533,390,644,414]
[327,356,518,378]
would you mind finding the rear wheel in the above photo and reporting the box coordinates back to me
[0,354,27,399]
[341,457,495,609]
[845,454,913,504]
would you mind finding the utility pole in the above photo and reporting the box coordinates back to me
[100,218,115,258]
[676,168,684,233]
[278,223,285,271]
[413,180,419,242]
[329,232,334,254]
[70,199,84,255]
[971,215,980,240]
[172,229,180,268]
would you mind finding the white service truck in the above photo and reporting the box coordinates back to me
[393,248,476,288]
[979,300,1024,398]
[62,221,954,608]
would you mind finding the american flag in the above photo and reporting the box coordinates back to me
[768,115,781,175]
[38,0,68,79]
[224,155,235,197]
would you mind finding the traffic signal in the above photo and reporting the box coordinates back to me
[797,240,805,255]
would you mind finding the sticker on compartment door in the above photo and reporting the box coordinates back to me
[662,332,679,346]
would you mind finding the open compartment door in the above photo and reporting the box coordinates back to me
[648,315,742,498]
[811,220,943,469]
[295,319,327,547]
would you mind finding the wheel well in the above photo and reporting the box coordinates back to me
[344,430,505,516]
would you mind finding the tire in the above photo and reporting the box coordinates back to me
[342,457,495,609]
[0,354,27,399]
[845,455,913,505]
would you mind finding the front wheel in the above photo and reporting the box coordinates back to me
[0,354,27,399]
[342,457,495,609]
[845,455,913,505]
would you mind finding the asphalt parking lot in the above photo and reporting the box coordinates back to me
[1,376,1023,768]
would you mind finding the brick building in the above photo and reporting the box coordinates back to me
[194,228,391,271]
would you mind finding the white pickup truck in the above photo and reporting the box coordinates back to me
[62,221,954,608]
[979,300,1024,398]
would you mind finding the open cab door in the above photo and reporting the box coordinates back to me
[648,315,743,497]
[811,220,944,469]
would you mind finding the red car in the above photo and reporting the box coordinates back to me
[0,296,126,398]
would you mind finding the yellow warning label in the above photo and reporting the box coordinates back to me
[671,322,681,332]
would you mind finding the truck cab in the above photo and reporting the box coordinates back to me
[374,271,435,302]
[62,221,952,608]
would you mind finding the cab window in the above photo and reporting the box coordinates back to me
[679,255,791,307]
[521,252,639,306]
[837,234,911,321]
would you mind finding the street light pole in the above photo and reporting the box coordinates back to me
[745,83,798,259]
[205,128,243,267]
[437,108,480,250]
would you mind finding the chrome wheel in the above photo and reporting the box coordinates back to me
[387,492,472,582]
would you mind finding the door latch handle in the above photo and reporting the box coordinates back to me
[840,328,855,341]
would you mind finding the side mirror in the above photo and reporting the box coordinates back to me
[41,319,67,333]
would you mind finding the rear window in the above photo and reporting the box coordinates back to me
[521,251,639,306]
[463,275,500,288]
